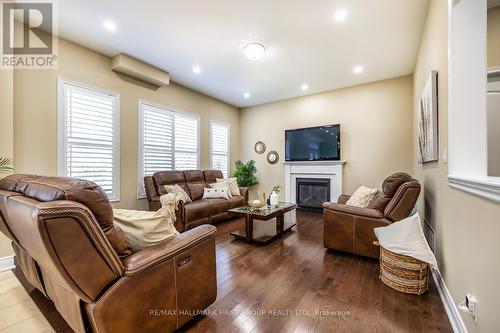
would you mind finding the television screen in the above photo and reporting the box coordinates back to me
[285,125,340,161]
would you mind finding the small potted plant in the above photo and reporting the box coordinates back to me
[270,185,282,206]
[233,160,258,187]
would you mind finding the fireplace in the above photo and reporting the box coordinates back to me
[296,178,331,211]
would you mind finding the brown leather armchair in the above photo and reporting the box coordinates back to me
[323,173,421,259]
[0,174,217,333]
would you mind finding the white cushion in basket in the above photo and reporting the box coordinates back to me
[374,213,438,269]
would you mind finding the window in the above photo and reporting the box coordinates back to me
[210,120,230,178]
[138,101,200,197]
[58,79,120,201]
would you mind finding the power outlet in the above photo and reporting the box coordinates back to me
[458,293,478,323]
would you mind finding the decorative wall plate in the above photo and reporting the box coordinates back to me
[254,141,266,154]
[267,151,279,164]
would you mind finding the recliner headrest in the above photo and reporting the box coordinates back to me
[382,173,413,197]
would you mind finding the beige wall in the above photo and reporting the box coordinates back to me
[414,1,500,331]
[488,6,500,67]
[240,75,414,199]
[13,37,240,211]
[0,67,14,257]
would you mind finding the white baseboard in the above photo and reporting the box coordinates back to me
[431,268,468,333]
[0,255,15,272]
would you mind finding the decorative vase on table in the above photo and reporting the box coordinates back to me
[270,191,279,206]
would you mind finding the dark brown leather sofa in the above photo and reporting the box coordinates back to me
[323,173,421,259]
[0,174,217,333]
[144,169,249,232]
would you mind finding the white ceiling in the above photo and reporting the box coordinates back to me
[57,0,430,108]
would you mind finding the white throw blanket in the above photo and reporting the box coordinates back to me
[113,193,181,251]
[374,213,438,269]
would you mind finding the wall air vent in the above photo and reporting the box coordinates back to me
[111,53,169,87]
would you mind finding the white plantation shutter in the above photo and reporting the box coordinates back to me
[174,113,199,170]
[138,101,200,197]
[58,80,120,201]
[211,121,230,177]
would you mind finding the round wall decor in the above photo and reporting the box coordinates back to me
[267,150,279,164]
[254,141,266,154]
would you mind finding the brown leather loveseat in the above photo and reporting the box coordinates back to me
[144,169,249,232]
[0,174,217,333]
[323,173,421,258]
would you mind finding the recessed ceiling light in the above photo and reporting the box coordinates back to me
[244,43,266,61]
[192,66,201,74]
[102,20,117,32]
[353,65,364,74]
[244,92,251,99]
[333,9,348,23]
[301,84,309,91]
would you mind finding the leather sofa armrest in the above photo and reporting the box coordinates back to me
[122,225,216,276]
[337,195,351,204]
[144,176,158,202]
[322,202,383,219]
[239,187,249,202]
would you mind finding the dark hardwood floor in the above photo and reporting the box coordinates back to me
[16,211,452,333]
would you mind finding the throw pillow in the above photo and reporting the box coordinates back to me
[202,187,230,200]
[346,186,378,208]
[209,181,233,197]
[113,193,181,251]
[216,177,240,196]
[164,184,192,203]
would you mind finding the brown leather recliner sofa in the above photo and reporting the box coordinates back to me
[0,174,217,333]
[323,173,421,259]
[144,169,249,232]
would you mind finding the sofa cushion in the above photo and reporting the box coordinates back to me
[184,200,211,222]
[187,183,205,201]
[227,195,245,209]
[202,198,230,215]
[183,170,205,184]
[203,170,223,184]
[153,171,186,195]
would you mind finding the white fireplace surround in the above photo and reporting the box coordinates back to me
[284,161,345,204]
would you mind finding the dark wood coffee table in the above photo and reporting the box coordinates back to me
[228,202,297,244]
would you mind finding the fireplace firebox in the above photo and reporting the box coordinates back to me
[296,178,330,211]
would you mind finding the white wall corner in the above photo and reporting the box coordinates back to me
[431,268,468,333]
[0,255,15,272]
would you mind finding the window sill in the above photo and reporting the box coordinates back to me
[448,175,500,203]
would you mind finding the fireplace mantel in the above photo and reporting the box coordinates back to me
[284,161,346,204]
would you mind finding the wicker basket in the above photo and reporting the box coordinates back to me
[379,246,429,295]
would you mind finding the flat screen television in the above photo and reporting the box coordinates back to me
[285,124,340,161]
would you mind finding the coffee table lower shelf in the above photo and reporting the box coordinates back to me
[231,219,296,244]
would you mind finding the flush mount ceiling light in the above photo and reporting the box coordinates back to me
[353,65,364,74]
[333,9,348,23]
[192,66,201,74]
[244,92,251,99]
[301,84,309,91]
[244,43,266,61]
[102,20,117,32]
